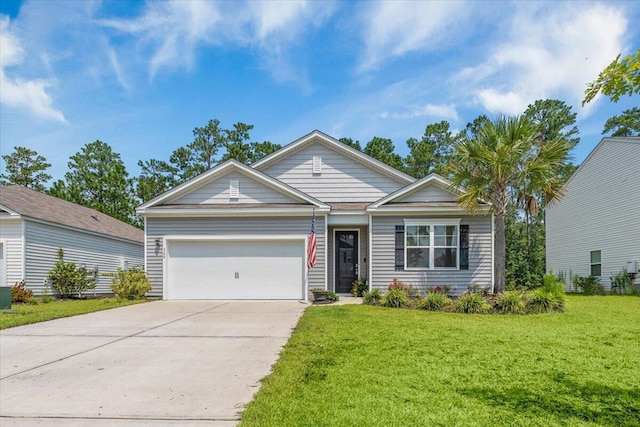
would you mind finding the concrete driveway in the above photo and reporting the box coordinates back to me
[0,300,307,426]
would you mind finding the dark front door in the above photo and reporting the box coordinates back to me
[335,230,358,293]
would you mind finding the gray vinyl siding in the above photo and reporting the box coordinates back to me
[327,226,368,292]
[169,170,297,205]
[370,214,493,294]
[0,218,24,286]
[546,138,640,291]
[258,142,407,202]
[24,220,143,295]
[146,216,326,297]
[394,185,457,203]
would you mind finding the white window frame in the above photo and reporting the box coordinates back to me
[404,218,461,270]
[590,250,602,277]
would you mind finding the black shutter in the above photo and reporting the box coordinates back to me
[460,224,469,270]
[395,225,405,271]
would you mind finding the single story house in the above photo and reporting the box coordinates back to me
[137,130,494,300]
[0,185,144,295]
[546,136,640,291]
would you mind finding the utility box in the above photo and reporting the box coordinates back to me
[0,287,11,310]
[627,260,638,274]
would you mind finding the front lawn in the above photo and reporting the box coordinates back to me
[0,298,145,329]
[240,295,640,426]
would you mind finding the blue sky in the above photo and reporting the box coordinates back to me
[1,0,639,183]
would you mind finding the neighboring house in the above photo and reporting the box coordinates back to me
[546,137,640,291]
[137,130,494,300]
[0,185,144,295]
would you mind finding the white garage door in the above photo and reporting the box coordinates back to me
[166,239,305,300]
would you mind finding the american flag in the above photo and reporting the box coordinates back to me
[307,211,317,269]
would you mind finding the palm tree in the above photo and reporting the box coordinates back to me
[450,116,573,294]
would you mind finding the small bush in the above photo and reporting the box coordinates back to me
[611,269,634,295]
[388,278,409,293]
[326,291,339,302]
[11,280,33,303]
[363,289,382,305]
[421,292,452,311]
[542,272,566,296]
[351,278,368,297]
[495,291,526,314]
[526,289,565,313]
[110,267,151,300]
[47,249,97,297]
[27,297,38,305]
[455,292,490,313]
[39,288,55,304]
[382,288,408,308]
[572,275,604,295]
[467,283,491,296]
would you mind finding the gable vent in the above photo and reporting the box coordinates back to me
[229,180,239,199]
[312,156,322,174]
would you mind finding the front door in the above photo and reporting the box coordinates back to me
[335,230,358,293]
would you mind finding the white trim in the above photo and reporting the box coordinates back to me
[324,214,328,291]
[367,206,491,214]
[368,214,373,292]
[369,173,461,208]
[137,159,330,211]
[143,216,148,275]
[163,234,308,300]
[0,240,7,287]
[404,220,461,271]
[252,130,415,184]
[327,214,368,226]
[0,205,21,216]
[333,228,359,293]
[140,207,330,217]
[491,212,495,294]
[21,219,26,280]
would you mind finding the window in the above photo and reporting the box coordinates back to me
[405,221,459,269]
[590,250,601,276]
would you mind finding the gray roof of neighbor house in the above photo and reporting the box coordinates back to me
[0,185,143,244]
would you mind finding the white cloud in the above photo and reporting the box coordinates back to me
[357,1,471,72]
[455,3,629,116]
[0,16,67,123]
[102,0,336,88]
[381,103,459,121]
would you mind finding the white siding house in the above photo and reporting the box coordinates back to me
[138,130,494,300]
[0,186,144,295]
[546,137,640,291]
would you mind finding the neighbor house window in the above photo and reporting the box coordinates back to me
[405,220,459,269]
[590,250,601,276]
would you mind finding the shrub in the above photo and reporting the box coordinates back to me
[39,288,55,304]
[326,291,340,302]
[47,249,97,297]
[455,292,490,313]
[467,283,491,296]
[351,278,368,297]
[363,289,382,305]
[382,288,408,308]
[526,289,565,313]
[110,267,151,300]
[421,292,452,311]
[388,278,410,293]
[495,291,526,314]
[541,272,566,296]
[611,269,634,295]
[11,280,33,303]
[572,274,604,295]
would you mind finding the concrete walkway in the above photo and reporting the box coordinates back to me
[0,300,307,426]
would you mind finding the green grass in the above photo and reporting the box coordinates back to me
[240,295,640,426]
[0,298,145,329]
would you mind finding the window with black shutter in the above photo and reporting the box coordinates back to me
[459,224,469,270]
[395,225,405,270]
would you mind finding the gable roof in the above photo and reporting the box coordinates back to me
[137,159,331,212]
[367,173,490,212]
[0,185,143,243]
[252,130,415,184]
[562,136,640,189]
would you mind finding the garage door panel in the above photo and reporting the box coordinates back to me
[167,240,304,300]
